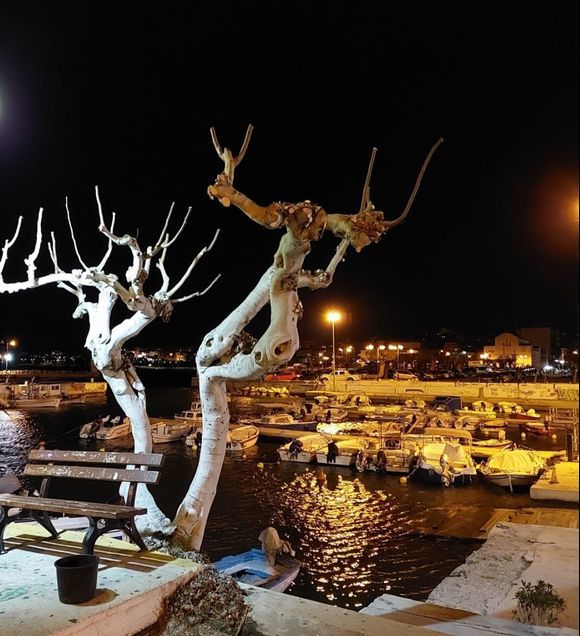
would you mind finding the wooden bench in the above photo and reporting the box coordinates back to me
[0,450,164,555]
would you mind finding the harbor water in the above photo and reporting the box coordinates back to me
[0,370,571,610]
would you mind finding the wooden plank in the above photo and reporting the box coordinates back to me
[29,450,164,467]
[24,464,160,484]
[0,494,146,518]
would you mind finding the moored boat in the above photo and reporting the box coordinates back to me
[185,424,260,451]
[247,412,317,432]
[174,401,203,425]
[413,428,477,486]
[477,448,547,491]
[213,548,300,593]
[79,414,132,440]
[150,418,192,443]
[277,433,332,463]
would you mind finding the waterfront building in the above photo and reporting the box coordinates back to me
[483,332,536,367]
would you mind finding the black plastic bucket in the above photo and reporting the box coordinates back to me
[54,554,99,604]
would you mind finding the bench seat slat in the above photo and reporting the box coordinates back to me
[0,494,146,519]
[24,464,159,484]
[28,450,164,467]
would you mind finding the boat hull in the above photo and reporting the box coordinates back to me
[414,465,475,486]
[481,473,539,488]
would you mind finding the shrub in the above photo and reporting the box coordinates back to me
[513,579,566,626]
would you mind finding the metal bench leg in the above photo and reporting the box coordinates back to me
[82,517,107,554]
[30,511,59,538]
[123,518,147,551]
[0,507,10,555]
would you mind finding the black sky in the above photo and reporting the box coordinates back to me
[0,1,578,351]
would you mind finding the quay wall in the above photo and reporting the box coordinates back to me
[224,378,579,408]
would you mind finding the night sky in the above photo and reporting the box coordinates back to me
[0,2,578,352]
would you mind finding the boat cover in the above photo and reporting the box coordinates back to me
[486,449,545,473]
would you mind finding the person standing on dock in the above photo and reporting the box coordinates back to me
[327,440,338,463]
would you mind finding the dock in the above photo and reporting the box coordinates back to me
[531,461,579,502]
[415,506,579,540]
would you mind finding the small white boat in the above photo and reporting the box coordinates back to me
[413,429,477,486]
[313,406,349,422]
[315,437,379,468]
[174,401,203,425]
[369,437,420,474]
[316,420,404,439]
[458,400,497,419]
[452,415,482,432]
[277,433,332,463]
[150,418,192,443]
[185,424,260,451]
[213,548,300,593]
[249,413,317,432]
[10,396,61,408]
[478,448,547,490]
[80,414,132,440]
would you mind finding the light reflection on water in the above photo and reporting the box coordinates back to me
[0,382,568,610]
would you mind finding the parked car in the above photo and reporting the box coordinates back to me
[318,369,361,383]
[392,371,418,381]
[264,369,301,381]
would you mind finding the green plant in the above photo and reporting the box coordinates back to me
[513,580,566,626]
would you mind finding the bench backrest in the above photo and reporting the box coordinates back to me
[24,449,165,507]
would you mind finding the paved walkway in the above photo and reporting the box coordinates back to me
[427,522,578,630]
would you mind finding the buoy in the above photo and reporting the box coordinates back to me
[520,432,526,441]
[242,453,247,459]
[257,462,264,469]
[550,467,559,484]
[399,476,408,485]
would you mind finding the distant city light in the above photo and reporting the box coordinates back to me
[543,364,554,371]
[4,353,13,362]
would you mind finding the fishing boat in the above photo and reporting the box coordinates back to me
[150,418,192,443]
[413,428,477,486]
[452,414,482,432]
[247,412,317,432]
[368,436,420,474]
[478,448,547,491]
[455,400,497,419]
[470,438,516,460]
[507,408,542,422]
[313,406,349,422]
[79,414,132,440]
[213,548,300,593]
[174,401,203,425]
[277,433,332,463]
[185,424,260,451]
[9,395,62,408]
[315,436,379,468]
[523,420,554,436]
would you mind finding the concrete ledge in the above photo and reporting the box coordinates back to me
[0,523,200,636]
[361,593,578,635]
[427,523,578,630]
[531,462,579,502]
[242,584,435,635]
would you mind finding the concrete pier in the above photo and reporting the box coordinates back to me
[0,523,435,636]
[530,462,579,502]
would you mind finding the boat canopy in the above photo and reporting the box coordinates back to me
[486,449,545,473]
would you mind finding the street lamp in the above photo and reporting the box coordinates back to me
[388,344,403,379]
[325,310,342,391]
[4,339,17,372]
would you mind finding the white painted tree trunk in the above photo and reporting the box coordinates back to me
[85,292,173,535]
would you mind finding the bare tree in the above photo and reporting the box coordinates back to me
[173,127,443,549]
[0,191,219,533]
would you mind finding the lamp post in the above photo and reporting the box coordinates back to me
[388,344,403,379]
[4,339,17,372]
[325,310,342,392]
